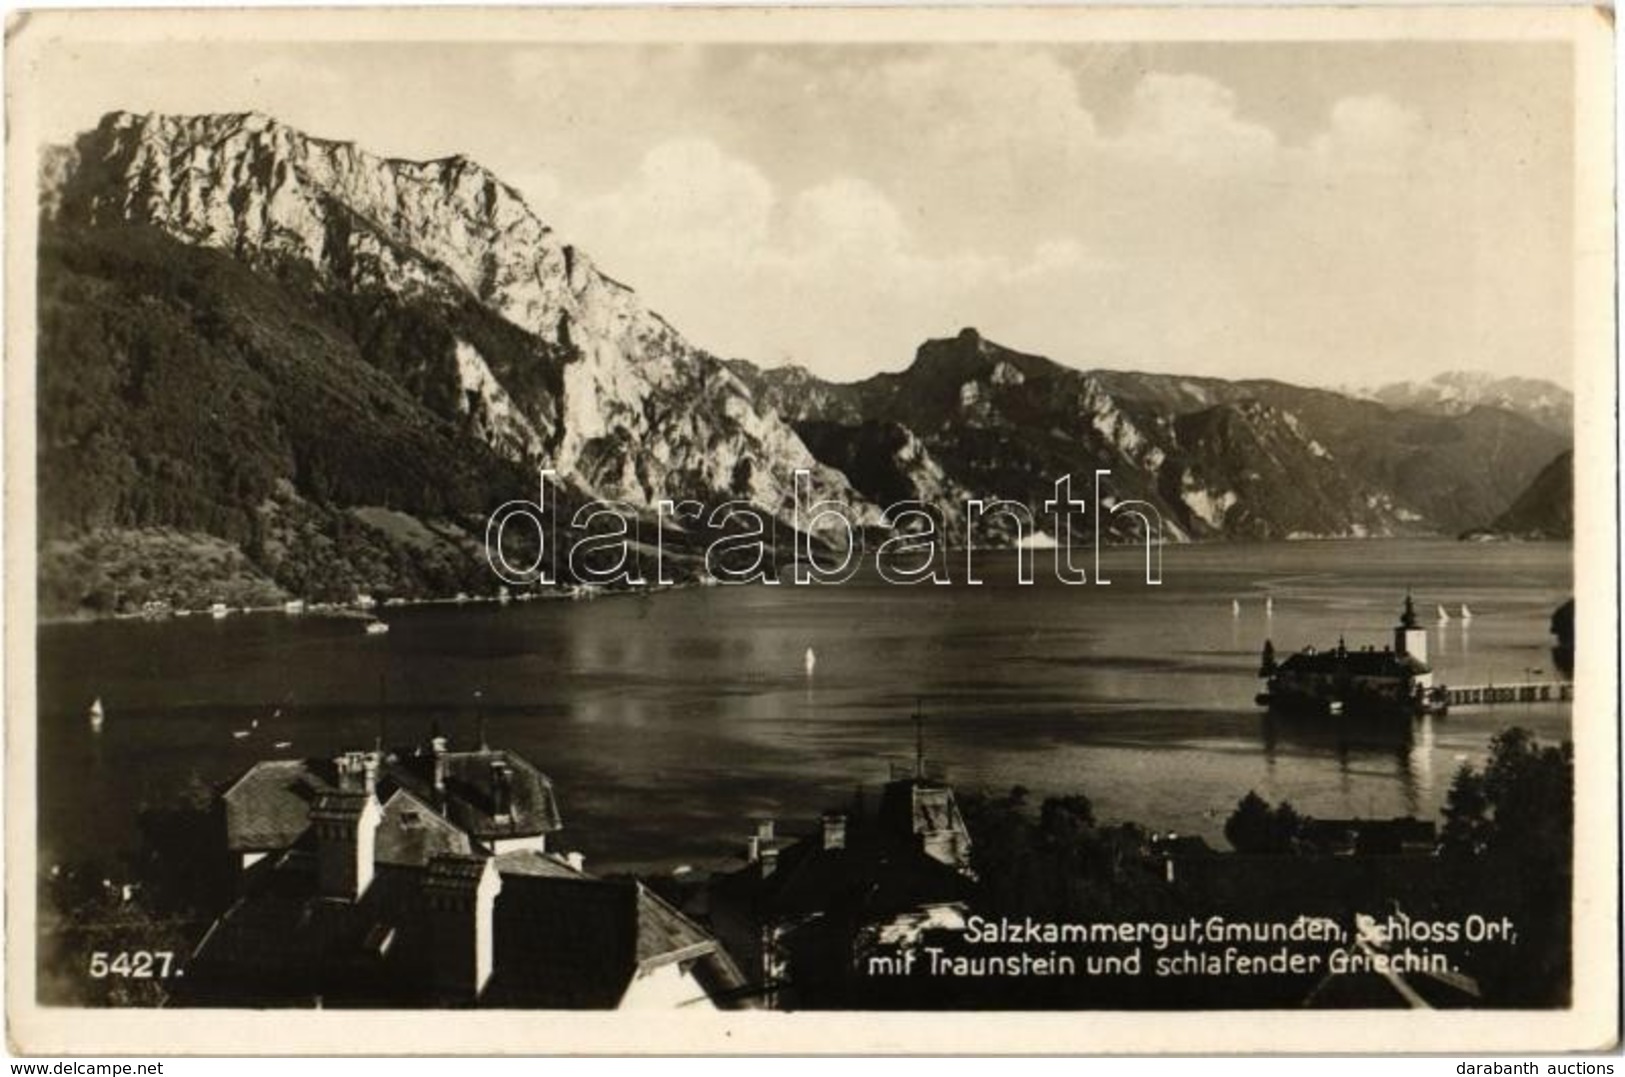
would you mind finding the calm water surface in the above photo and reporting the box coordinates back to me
[37,540,1573,873]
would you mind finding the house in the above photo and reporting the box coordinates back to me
[1297,817,1438,857]
[222,736,560,875]
[187,737,751,1009]
[706,770,976,1009]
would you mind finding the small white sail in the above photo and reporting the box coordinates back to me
[1264,596,1274,616]
[1437,605,1451,623]
[805,646,817,678]
[1460,604,1473,622]
[88,697,104,731]
[1231,600,1241,617]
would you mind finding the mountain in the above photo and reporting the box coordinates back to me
[36,110,1573,613]
[735,328,1569,541]
[37,111,891,613]
[1475,451,1573,540]
[35,221,557,612]
[1365,372,1572,435]
[42,110,871,523]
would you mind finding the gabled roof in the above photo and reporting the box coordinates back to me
[182,853,435,1006]
[384,748,562,840]
[717,830,974,921]
[221,745,562,854]
[376,789,473,867]
[493,849,583,879]
[185,847,750,1009]
[222,760,337,852]
[633,884,719,970]
[880,779,970,839]
[482,862,747,1008]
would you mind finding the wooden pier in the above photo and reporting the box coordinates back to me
[1443,681,1573,707]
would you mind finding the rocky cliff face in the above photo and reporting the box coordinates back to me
[743,329,1394,541]
[735,328,1570,541]
[43,110,870,524]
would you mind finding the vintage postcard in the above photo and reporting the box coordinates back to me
[4,4,1617,1056]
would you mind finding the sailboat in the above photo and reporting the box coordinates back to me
[804,647,817,678]
[1231,600,1241,617]
[1264,596,1274,617]
[88,697,104,732]
[1437,605,1451,624]
[1460,604,1474,622]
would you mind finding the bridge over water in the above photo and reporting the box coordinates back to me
[1443,682,1574,707]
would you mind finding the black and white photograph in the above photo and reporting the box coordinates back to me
[5,5,1617,1055]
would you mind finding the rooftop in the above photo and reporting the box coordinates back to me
[222,742,562,856]
[184,849,751,1009]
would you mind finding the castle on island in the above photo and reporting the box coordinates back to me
[1256,593,1448,718]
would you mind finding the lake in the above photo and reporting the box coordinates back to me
[36,539,1573,874]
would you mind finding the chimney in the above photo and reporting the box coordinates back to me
[432,734,450,803]
[424,854,503,1003]
[335,750,377,793]
[821,812,847,851]
[759,845,780,879]
[311,791,382,902]
[756,819,775,842]
[745,835,761,863]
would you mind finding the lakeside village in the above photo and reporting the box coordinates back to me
[68,468,1170,629]
[46,595,1576,1011]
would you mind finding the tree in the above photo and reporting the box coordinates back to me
[1440,727,1573,864]
[1440,763,1491,858]
[1039,794,1095,845]
[1224,791,1303,855]
[1436,727,1574,1005]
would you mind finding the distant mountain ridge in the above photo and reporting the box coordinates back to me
[733,328,1569,542]
[1478,451,1573,540]
[35,110,1574,613]
[1360,372,1572,435]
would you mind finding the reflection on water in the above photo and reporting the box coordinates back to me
[1258,711,1439,817]
[37,540,1572,873]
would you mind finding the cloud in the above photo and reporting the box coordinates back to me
[785,177,908,256]
[1111,72,1279,172]
[494,49,1566,387]
[544,134,1106,373]
[564,138,774,282]
[1308,94,1427,176]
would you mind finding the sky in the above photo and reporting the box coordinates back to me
[29,35,1577,388]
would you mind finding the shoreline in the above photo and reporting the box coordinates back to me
[35,535,1572,628]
